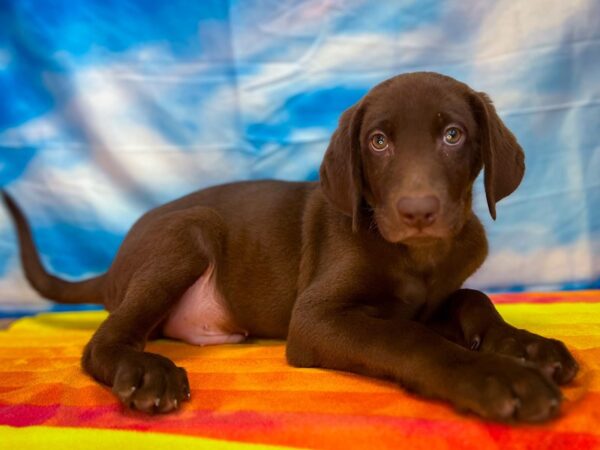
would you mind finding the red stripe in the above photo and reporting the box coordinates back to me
[1,403,599,450]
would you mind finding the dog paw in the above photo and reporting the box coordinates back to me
[455,354,562,423]
[474,325,579,385]
[112,353,191,414]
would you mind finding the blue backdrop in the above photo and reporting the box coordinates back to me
[1,0,599,311]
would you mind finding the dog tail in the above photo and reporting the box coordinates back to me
[2,190,106,305]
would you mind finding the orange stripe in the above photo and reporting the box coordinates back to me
[0,370,596,421]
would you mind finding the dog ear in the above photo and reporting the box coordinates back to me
[472,92,525,220]
[319,103,365,232]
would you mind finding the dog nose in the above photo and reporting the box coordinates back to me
[397,195,440,229]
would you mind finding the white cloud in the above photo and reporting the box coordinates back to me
[468,0,595,111]
[0,258,47,306]
[253,0,347,38]
[0,111,63,147]
[466,237,597,290]
[473,0,592,60]
[7,159,141,231]
[233,26,450,129]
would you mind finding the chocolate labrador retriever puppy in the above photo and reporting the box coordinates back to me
[3,72,578,422]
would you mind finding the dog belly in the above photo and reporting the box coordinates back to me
[162,265,247,346]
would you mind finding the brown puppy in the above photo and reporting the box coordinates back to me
[3,72,578,422]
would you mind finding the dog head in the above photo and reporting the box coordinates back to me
[319,72,525,245]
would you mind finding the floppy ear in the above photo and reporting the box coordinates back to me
[319,103,365,232]
[472,92,525,220]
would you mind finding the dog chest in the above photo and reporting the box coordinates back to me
[390,276,428,317]
[388,272,452,321]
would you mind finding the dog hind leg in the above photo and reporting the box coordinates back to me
[82,206,225,413]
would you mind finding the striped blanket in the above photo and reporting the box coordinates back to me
[1,291,599,449]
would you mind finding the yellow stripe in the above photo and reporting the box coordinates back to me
[497,302,600,324]
[4,303,600,352]
[8,301,599,327]
[0,425,297,450]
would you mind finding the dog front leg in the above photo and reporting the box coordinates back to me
[286,284,562,422]
[427,289,578,384]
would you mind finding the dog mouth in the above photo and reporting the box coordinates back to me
[400,233,444,246]
[377,223,447,245]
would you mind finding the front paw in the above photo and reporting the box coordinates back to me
[112,353,191,414]
[454,354,562,423]
[475,325,578,385]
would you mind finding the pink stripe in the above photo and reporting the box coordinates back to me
[491,292,600,304]
[0,404,60,427]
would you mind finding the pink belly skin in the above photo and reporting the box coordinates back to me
[162,265,248,346]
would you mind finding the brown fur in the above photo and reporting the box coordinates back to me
[3,72,577,422]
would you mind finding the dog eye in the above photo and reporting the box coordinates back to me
[369,133,389,152]
[443,126,463,145]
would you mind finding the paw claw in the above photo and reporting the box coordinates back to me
[470,335,481,351]
[111,354,191,414]
[513,397,521,410]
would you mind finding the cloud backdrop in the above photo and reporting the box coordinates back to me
[1,0,599,310]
